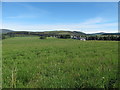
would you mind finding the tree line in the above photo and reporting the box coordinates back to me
[2,32,120,41]
[86,35,120,41]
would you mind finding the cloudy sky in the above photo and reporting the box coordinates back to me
[2,2,118,33]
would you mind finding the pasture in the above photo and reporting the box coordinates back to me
[2,37,118,88]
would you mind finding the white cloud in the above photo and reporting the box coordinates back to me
[2,17,118,33]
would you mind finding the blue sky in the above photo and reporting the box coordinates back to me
[2,2,118,33]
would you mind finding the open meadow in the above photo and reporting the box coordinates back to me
[2,37,118,88]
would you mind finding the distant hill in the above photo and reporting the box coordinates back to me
[0,29,14,34]
[87,32,120,35]
[6,30,86,36]
[2,29,119,36]
[87,32,105,35]
[43,31,86,36]
[102,33,120,35]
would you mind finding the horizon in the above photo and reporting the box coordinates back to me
[2,28,119,34]
[2,2,118,34]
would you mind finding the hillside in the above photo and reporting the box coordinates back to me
[5,30,86,36]
[87,32,120,36]
[0,29,14,34]
[1,29,120,36]
[43,31,86,36]
[102,33,120,35]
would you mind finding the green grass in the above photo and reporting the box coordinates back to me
[2,37,118,88]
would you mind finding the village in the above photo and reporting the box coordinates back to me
[48,35,86,41]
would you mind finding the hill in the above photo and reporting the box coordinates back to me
[0,29,14,34]
[5,30,86,36]
[1,29,119,36]
[102,33,120,35]
[43,31,86,36]
[87,32,120,36]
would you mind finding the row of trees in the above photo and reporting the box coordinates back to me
[86,35,120,41]
[55,35,120,41]
[39,35,71,39]
[57,35,71,39]
[2,32,120,41]
[2,33,36,39]
[2,34,12,39]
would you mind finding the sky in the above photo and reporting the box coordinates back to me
[2,2,118,33]
[2,0,120,2]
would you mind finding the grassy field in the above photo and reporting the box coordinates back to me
[2,37,118,88]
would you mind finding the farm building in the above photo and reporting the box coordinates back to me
[80,38,86,41]
[71,35,86,41]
